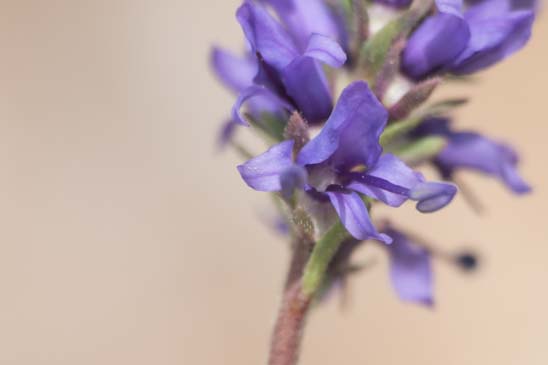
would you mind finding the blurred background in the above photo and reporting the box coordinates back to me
[0,1,546,364]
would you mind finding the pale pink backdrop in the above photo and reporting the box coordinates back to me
[0,1,547,364]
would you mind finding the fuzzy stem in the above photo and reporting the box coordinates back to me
[268,282,311,365]
[268,222,349,365]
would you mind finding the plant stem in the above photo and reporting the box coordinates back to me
[268,222,350,365]
[268,282,311,365]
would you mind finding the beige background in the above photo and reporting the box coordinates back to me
[0,1,546,364]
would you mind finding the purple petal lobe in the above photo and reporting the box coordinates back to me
[402,12,471,80]
[297,81,388,169]
[217,120,238,149]
[436,0,464,15]
[347,154,424,207]
[237,140,295,191]
[282,56,334,123]
[386,228,433,306]
[437,132,532,194]
[210,47,257,92]
[236,1,299,71]
[410,182,458,213]
[232,85,293,126]
[280,165,308,199]
[261,0,340,50]
[326,190,392,243]
[451,8,534,74]
[373,0,413,8]
[303,33,347,68]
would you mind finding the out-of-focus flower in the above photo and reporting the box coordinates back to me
[232,0,347,125]
[414,117,531,194]
[384,227,434,306]
[402,0,536,79]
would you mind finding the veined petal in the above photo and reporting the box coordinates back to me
[386,228,433,306]
[237,140,295,192]
[261,0,341,50]
[410,182,458,213]
[282,56,334,123]
[297,81,388,169]
[303,33,347,68]
[232,85,293,126]
[347,154,424,207]
[236,1,299,71]
[326,190,392,243]
[210,47,257,92]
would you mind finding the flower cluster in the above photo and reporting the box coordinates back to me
[212,0,535,309]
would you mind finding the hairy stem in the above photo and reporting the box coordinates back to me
[268,222,350,365]
[268,282,311,365]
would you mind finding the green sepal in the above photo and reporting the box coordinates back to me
[381,97,469,147]
[246,112,287,144]
[391,136,447,165]
[425,98,469,115]
[302,221,350,297]
[358,0,434,84]
[380,114,424,147]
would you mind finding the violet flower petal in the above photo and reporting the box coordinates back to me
[326,190,393,243]
[409,182,458,213]
[261,0,341,50]
[280,165,308,199]
[297,81,388,169]
[402,11,471,80]
[451,7,534,74]
[282,56,334,123]
[373,0,413,8]
[437,132,532,194]
[347,154,425,207]
[232,85,293,126]
[303,33,347,68]
[210,47,257,92]
[217,120,238,149]
[237,140,295,191]
[236,1,299,71]
[386,228,434,306]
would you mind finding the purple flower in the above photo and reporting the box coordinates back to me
[402,0,535,79]
[238,82,457,242]
[232,0,347,125]
[384,227,434,306]
[415,118,532,194]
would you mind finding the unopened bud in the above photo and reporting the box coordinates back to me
[284,112,310,155]
[389,77,441,121]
